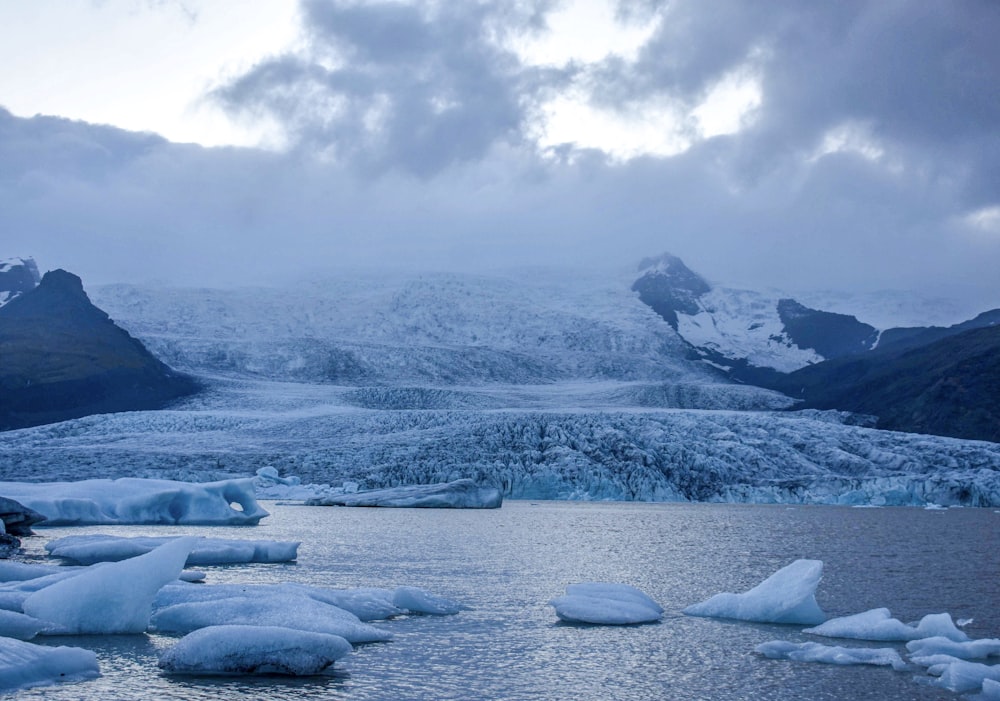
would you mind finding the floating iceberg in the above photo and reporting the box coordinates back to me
[0,478,268,525]
[392,586,463,615]
[0,561,63,582]
[683,559,826,625]
[307,479,502,509]
[804,608,969,642]
[907,636,1000,660]
[756,640,907,669]
[150,591,392,644]
[0,609,47,640]
[921,658,1000,693]
[0,638,99,692]
[23,537,195,634]
[158,625,352,676]
[550,583,663,625]
[45,534,298,566]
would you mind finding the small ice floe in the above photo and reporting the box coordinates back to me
[907,636,1000,660]
[683,559,826,625]
[158,625,352,676]
[919,658,1000,694]
[0,560,63,582]
[0,478,269,525]
[804,608,969,642]
[22,537,195,634]
[307,479,502,509]
[45,534,299,566]
[549,583,663,625]
[756,640,907,670]
[393,586,463,615]
[0,637,99,692]
[0,609,48,640]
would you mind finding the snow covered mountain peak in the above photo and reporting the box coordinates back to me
[0,256,40,308]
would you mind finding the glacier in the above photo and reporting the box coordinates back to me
[307,479,502,508]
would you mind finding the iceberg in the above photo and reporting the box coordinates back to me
[0,561,63,582]
[0,478,268,525]
[392,586,463,615]
[306,479,502,509]
[906,636,1000,660]
[755,640,906,669]
[804,608,969,642]
[683,559,826,625]
[45,534,299,566]
[0,609,47,640]
[0,638,99,692]
[922,658,1000,693]
[23,537,195,634]
[549,583,663,625]
[158,625,352,676]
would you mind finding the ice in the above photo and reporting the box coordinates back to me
[0,478,268,525]
[158,625,352,676]
[550,583,663,625]
[0,609,47,639]
[45,534,299,566]
[984,679,1000,700]
[0,561,63,582]
[756,640,907,669]
[307,479,503,509]
[0,638,99,692]
[923,659,1000,693]
[392,586,463,615]
[907,636,1000,660]
[150,591,393,644]
[23,536,196,634]
[804,608,969,642]
[683,559,827,625]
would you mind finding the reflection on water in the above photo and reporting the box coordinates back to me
[11,502,1000,700]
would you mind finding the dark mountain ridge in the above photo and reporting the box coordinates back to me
[0,269,200,430]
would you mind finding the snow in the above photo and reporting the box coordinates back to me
[804,608,969,642]
[0,478,268,525]
[755,640,907,669]
[0,638,99,692]
[683,559,827,625]
[23,536,195,634]
[45,534,299,566]
[549,583,663,625]
[158,625,352,676]
[307,479,503,509]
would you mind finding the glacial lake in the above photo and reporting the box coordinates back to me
[12,501,1000,700]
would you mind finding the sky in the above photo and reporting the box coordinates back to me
[1,0,999,310]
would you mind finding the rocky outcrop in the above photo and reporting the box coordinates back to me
[776,299,878,358]
[631,253,711,330]
[0,269,200,430]
[0,257,40,308]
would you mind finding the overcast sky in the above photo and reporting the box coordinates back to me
[1,0,998,309]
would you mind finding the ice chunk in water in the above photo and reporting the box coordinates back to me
[23,536,195,634]
[46,534,298,566]
[683,559,826,625]
[0,638,99,692]
[550,582,662,625]
[907,636,1000,660]
[392,586,463,615]
[0,609,47,640]
[158,625,352,676]
[804,608,969,642]
[756,640,907,669]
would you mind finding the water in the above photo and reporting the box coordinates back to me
[10,501,1000,700]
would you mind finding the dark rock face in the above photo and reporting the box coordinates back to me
[0,269,200,430]
[0,496,47,535]
[776,299,879,358]
[878,308,1000,354]
[0,257,41,307]
[631,253,711,329]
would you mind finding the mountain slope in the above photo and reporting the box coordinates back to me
[768,324,1000,442]
[0,269,200,430]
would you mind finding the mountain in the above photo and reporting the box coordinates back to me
[0,257,40,308]
[0,269,200,430]
[767,324,1000,443]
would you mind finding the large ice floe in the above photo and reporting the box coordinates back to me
[306,478,503,509]
[45,534,299,566]
[683,559,827,625]
[755,641,907,669]
[0,638,100,691]
[804,608,969,642]
[22,536,196,634]
[549,583,663,625]
[158,625,353,676]
[0,477,268,525]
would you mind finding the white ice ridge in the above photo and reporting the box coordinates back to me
[755,641,907,670]
[549,582,663,625]
[803,608,969,642]
[0,478,269,526]
[23,537,196,634]
[45,534,299,566]
[683,559,826,625]
[158,625,353,676]
[306,479,503,509]
[0,638,100,692]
